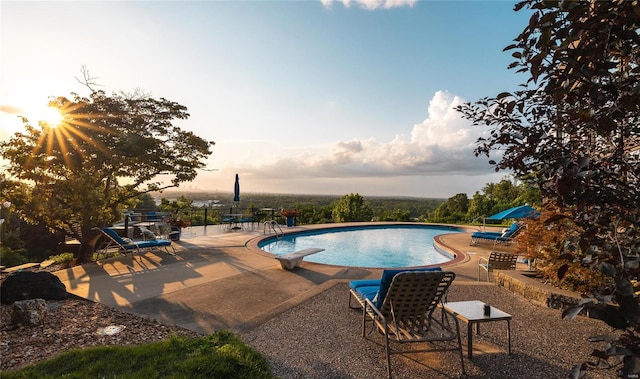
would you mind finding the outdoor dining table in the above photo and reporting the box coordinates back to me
[223,214,245,230]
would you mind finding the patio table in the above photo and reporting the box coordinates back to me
[441,300,512,358]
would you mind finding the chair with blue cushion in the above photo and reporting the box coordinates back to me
[96,227,175,262]
[348,267,443,309]
[470,222,522,246]
[361,270,464,378]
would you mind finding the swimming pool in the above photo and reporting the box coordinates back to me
[258,224,462,268]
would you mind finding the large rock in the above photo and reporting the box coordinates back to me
[11,298,48,326]
[0,271,67,304]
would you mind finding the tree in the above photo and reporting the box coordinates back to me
[0,90,214,263]
[457,1,639,376]
[159,195,194,226]
[134,193,159,211]
[332,193,373,223]
[446,193,469,215]
[466,192,496,223]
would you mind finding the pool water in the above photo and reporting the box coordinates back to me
[259,224,460,268]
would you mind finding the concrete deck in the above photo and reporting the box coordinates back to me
[51,223,573,335]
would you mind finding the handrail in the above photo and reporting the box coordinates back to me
[470,215,486,231]
[263,220,283,238]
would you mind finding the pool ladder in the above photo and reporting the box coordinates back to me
[263,220,283,238]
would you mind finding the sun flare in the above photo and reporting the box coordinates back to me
[33,105,64,127]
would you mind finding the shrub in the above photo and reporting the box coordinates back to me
[517,209,609,293]
[0,247,29,268]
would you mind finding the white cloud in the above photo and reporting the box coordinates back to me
[228,90,495,181]
[181,90,506,197]
[321,0,417,10]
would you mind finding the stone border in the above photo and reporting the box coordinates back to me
[494,270,583,310]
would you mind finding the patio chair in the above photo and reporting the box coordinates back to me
[470,222,522,246]
[96,227,175,262]
[348,267,442,309]
[361,270,464,378]
[478,251,517,281]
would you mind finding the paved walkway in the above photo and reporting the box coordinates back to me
[53,223,517,334]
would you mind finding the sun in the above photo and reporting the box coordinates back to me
[33,105,64,127]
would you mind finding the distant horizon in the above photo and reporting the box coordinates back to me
[154,189,448,201]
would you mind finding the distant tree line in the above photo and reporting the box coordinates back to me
[149,191,444,225]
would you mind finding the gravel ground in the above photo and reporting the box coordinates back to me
[242,282,618,379]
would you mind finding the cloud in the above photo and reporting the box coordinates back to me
[233,90,496,181]
[321,0,417,10]
[0,104,26,115]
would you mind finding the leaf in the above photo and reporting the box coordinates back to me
[599,262,616,277]
[557,263,569,280]
[599,305,629,329]
[605,344,634,357]
[617,279,635,297]
[568,363,587,379]
[625,260,639,270]
[562,305,585,321]
[591,349,610,360]
[587,334,617,343]
[618,294,640,327]
[577,156,590,169]
[543,213,570,224]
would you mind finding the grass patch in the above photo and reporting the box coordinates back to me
[47,252,75,265]
[92,250,123,261]
[3,331,276,379]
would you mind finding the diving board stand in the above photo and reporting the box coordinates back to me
[276,248,325,270]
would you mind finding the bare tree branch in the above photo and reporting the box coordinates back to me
[74,65,102,92]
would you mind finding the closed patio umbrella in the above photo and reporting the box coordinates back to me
[233,173,240,203]
[487,205,539,220]
[228,174,241,230]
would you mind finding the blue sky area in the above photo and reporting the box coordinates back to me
[0,0,532,198]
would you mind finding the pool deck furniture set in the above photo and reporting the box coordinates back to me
[349,267,512,378]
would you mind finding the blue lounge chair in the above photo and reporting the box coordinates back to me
[360,270,464,378]
[96,227,175,262]
[470,222,522,246]
[348,267,442,309]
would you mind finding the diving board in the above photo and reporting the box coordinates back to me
[275,248,325,270]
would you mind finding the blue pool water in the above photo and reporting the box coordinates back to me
[259,224,461,268]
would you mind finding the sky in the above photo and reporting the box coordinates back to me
[0,0,532,198]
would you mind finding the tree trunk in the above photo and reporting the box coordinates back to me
[77,229,102,264]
